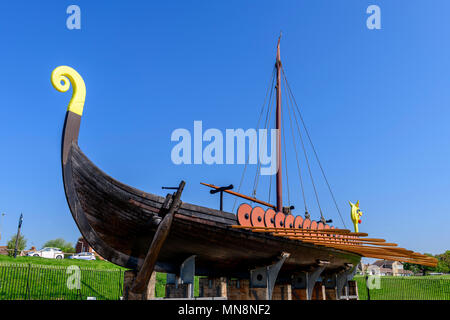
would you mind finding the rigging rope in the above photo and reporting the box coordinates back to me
[283,77,308,213]
[282,70,324,220]
[281,100,291,207]
[252,71,276,198]
[233,67,276,212]
[282,67,347,228]
[268,169,272,203]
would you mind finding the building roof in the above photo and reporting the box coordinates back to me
[373,260,402,268]
[379,267,393,274]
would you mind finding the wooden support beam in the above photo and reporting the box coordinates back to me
[130,181,185,295]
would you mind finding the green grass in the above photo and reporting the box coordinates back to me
[354,275,450,300]
[0,255,201,299]
[0,255,125,300]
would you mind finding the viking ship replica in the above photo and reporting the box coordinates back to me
[51,37,437,300]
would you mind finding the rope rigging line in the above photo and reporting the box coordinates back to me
[282,67,347,228]
[252,76,275,197]
[268,168,272,203]
[281,70,324,221]
[252,72,276,198]
[281,98,291,207]
[232,67,276,212]
[282,76,308,213]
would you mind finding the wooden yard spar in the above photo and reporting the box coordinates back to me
[51,40,437,295]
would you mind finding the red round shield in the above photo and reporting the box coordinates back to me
[294,215,304,229]
[302,218,311,229]
[264,209,276,228]
[310,220,318,238]
[317,222,324,240]
[250,206,265,227]
[274,212,286,228]
[284,215,295,229]
[237,203,252,227]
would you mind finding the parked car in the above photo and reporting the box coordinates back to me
[27,247,64,259]
[69,252,96,260]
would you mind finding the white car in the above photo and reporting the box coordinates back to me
[69,252,96,260]
[27,247,64,259]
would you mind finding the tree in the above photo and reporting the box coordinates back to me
[435,250,450,273]
[403,253,436,275]
[43,238,75,253]
[6,234,27,257]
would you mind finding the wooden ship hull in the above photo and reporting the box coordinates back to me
[62,109,361,279]
[53,40,436,297]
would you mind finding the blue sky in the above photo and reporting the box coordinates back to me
[0,1,449,257]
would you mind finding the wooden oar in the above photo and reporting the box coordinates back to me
[231,225,368,237]
[302,241,407,253]
[230,225,438,267]
[301,240,415,255]
[270,231,386,243]
[300,239,437,267]
[306,241,432,261]
[287,236,397,246]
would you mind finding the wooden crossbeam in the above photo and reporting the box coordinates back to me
[201,182,276,209]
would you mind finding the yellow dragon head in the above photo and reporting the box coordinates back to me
[349,200,363,233]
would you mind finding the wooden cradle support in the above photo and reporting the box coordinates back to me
[126,181,185,299]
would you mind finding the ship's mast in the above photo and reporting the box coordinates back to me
[275,36,283,212]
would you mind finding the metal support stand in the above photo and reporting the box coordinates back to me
[336,264,357,300]
[180,255,196,298]
[305,260,329,300]
[292,260,329,300]
[249,252,290,300]
[166,255,196,298]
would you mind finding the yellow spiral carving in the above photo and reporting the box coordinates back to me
[51,66,86,116]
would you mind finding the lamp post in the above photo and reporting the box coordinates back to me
[13,213,23,258]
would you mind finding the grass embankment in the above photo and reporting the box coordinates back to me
[354,275,450,300]
[0,255,125,300]
[0,255,199,299]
